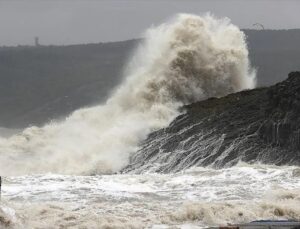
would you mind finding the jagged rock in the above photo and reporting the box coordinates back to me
[123,72,300,173]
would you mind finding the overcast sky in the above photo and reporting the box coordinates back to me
[0,0,299,46]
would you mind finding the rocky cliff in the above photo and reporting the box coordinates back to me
[123,72,300,173]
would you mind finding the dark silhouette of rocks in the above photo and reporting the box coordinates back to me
[123,72,300,173]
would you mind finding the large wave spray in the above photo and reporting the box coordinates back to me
[0,14,256,175]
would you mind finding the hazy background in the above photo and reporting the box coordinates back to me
[0,0,299,46]
[0,0,299,129]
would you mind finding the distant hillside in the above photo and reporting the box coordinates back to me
[0,30,299,129]
[0,40,137,128]
[245,29,300,86]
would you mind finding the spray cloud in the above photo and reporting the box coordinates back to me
[0,14,256,175]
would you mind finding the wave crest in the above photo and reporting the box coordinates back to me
[0,14,255,175]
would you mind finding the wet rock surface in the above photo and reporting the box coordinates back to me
[123,72,300,173]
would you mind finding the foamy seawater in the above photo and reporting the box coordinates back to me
[1,163,300,228]
[0,14,255,176]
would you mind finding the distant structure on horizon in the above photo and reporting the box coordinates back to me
[35,37,40,46]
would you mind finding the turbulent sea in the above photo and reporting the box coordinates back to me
[0,14,299,228]
[1,164,300,228]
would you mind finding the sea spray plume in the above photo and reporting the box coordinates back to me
[0,14,256,175]
[113,14,256,107]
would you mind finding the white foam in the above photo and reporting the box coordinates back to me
[1,164,299,228]
[0,13,255,175]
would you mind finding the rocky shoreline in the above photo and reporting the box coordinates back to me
[124,72,300,173]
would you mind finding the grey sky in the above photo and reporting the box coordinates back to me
[0,0,299,46]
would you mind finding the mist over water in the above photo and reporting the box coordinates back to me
[0,14,255,176]
[1,13,300,229]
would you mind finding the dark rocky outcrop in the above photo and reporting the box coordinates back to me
[123,72,300,173]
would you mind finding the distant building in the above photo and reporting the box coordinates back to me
[35,37,40,46]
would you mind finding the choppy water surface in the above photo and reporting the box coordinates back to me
[0,13,297,229]
[1,163,300,228]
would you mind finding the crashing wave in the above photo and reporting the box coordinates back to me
[0,13,255,175]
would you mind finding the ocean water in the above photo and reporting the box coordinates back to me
[1,163,300,228]
[0,14,297,229]
[0,13,255,176]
